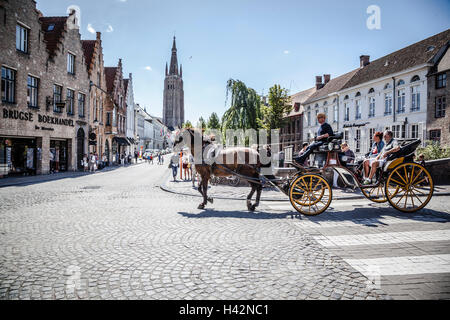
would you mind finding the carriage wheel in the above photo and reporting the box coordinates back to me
[361,182,388,203]
[385,163,433,213]
[289,174,332,216]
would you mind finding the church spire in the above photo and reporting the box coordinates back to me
[169,36,179,76]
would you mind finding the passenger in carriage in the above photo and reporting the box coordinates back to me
[363,130,400,185]
[363,131,384,179]
[340,143,355,164]
[294,113,334,165]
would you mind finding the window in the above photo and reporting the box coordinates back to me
[344,130,349,143]
[355,129,361,153]
[1,67,16,103]
[307,111,311,126]
[384,83,392,90]
[78,93,85,118]
[53,85,62,112]
[344,103,349,121]
[16,24,29,53]
[384,92,392,115]
[333,105,338,123]
[397,89,405,114]
[411,124,419,139]
[369,96,376,118]
[397,79,405,86]
[355,100,361,120]
[67,89,74,115]
[100,99,103,124]
[411,75,420,83]
[355,92,361,98]
[392,125,401,139]
[401,124,406,139]
[369,128,376,151]
[429,130,441,142]
[368,88,375,94]
[435,96,446,118]
[411,86,420,112]
[315,110,319,126]
[67,53,75,74]
[94,99,98,121]
[106,112,111,126]
[27,76,39,108]
[436,73,447,89]
[324,107,328,120]
[97,72,101,87]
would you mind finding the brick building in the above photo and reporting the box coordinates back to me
[81,32,108,162]
[105,59,129,164]
[427,42,450,146]
[0,0,89,177]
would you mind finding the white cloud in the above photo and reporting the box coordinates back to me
[283,50,290,54]
[144,66,152,71]
[106,24,114,33]
[87,23,96,34]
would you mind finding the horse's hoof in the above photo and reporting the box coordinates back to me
[198,204,205,210]
[207,197,214,204]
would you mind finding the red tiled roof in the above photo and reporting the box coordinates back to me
[81,40,96,72]
[105,67,117,93]
[304,69,360,105]
[39,16,68,58]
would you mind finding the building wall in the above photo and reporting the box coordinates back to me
[0,0,89,176]
[427,48,450,146]
[125,74,136,154]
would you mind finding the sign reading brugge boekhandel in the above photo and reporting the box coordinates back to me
[3,108,74,127]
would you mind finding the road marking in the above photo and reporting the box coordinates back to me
[314,229,450,247]
[345,254,450,276]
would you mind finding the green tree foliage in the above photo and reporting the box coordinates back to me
[258,84,292,132]
[197,117,206,131]
[183,120,193,129]
[207,112,221,130]
[416,141,450,160]
[222,79,261,131]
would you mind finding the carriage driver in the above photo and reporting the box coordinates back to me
[363,130,401,185]
[294,113,334,165]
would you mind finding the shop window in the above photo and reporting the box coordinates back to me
[1,67,16,104]
[411,124,419,139]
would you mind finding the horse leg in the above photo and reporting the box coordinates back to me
[198,178,209,210]
[251,183,263,212]
[247,183,257,211]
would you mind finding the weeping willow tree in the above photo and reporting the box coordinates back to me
[222,79,262,131]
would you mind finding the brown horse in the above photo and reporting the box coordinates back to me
[173,128,264,211]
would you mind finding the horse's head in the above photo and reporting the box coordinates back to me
[173,128,197,153]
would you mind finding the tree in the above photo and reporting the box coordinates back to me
[207,112,221,130]
[183,120,193,129]
[258,84,292,132]
[222,79,261,131]
[197,117,206,131]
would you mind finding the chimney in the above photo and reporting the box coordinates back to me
[316,76,323,90]
[360,55,370,68]
[96,32,101,40]
[323,74,331,84]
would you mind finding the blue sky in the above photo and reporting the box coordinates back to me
[37,0,450,124]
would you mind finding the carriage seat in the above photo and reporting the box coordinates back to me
[383,139,421,171]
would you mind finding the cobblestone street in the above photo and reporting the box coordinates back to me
[0,162,449,300]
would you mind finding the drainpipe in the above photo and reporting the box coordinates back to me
[392,77,396,123]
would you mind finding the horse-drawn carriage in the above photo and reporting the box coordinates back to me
[173,129,434,215]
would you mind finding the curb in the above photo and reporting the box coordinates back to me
[160,179,450,202]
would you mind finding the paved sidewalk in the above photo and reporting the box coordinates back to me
[0,161,145,188]
[161,173,450,202]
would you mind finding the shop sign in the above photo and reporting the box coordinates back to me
[2,108,74,127]
[343,122,370,128]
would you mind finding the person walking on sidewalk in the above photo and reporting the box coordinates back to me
[83,154,89,172]
[169,154,179,182]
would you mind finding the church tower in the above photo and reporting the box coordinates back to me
[163,37,184,130]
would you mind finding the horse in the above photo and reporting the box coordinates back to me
[173,128,266,211]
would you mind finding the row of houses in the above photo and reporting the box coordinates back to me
[0,0,171,178]
[282,29,450,158]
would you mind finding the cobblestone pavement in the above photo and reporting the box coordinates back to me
[0,162,392,300]
[0,161,448,300]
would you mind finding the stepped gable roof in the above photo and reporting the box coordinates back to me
[39,16,68,58]
[343,29,450,90]
[81,40,96,71]
[105,67,117,93]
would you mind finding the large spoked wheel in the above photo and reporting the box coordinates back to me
[361,181,388,203]
[289,174,332,216]
[385,163,434,213]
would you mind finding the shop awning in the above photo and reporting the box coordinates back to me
[113,137,131,146]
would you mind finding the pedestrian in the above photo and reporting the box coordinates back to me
[83,154,88,172]
[169,154,179,182]
[102,153,107,169]
[150,154,154,165]
[89,153,96,172]
[183,155,190,181]
[134,151,138,164]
